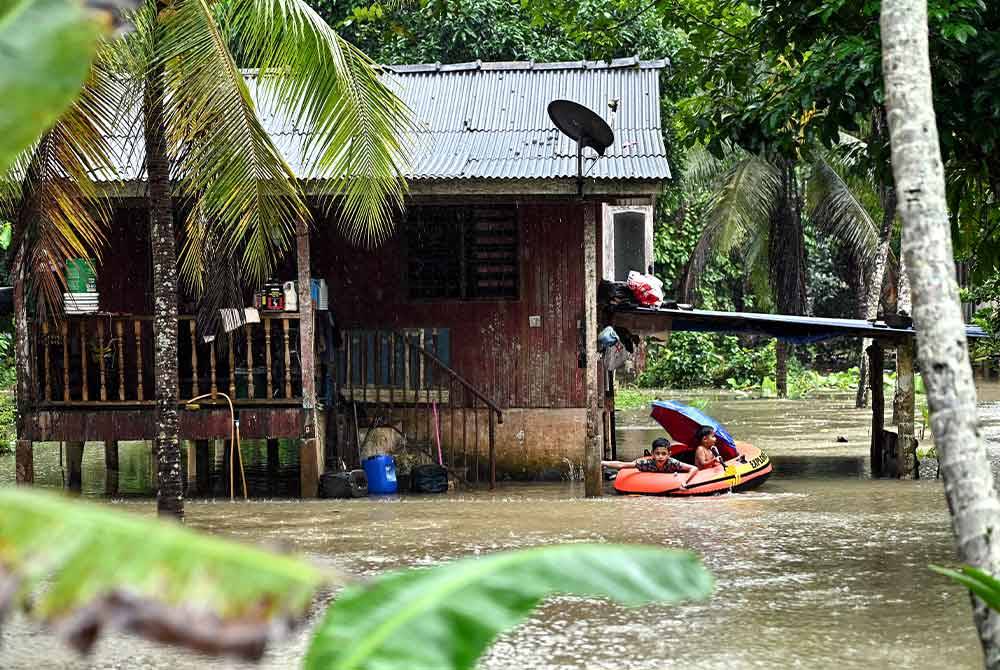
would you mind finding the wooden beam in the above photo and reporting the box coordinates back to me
[296,217,321,495]
[65,441,85,493]
[195,439,211,495]
[100,179,665,199]
[267,438,280,496]
[15,440,33,485]
[584,203,603,497]
[869,342,886,478]
[105,440,118,497]
[299,437,321,498]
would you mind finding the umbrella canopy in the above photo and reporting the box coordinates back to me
[650,400,737,454]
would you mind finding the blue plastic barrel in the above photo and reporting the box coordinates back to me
[363,454,398,495]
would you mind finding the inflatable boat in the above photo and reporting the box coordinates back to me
[614,400,772,496]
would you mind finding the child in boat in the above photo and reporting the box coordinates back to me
[693,425,725,470]
[602,438,699,486]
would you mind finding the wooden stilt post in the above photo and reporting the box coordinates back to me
[66,441,85,493]
[608,370,618,461]
[16,440,33,485]
[105,440,119,496]
[267,438,281,496]
[296,218,321,497]
[869,342,885,478]
[195,439,210,495]
[896,338,918,479]
[584,203,603,497]
[221,438,233,498]
[185,440,197,494]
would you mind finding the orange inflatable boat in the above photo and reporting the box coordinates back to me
[613,400,773,496]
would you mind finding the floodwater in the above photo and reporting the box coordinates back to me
[5,384,1000,669]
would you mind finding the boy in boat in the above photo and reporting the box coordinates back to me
[693,425,725,470]
[602,438,699,487]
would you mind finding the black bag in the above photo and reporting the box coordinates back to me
[320,469,368,498]
[411,464,448,494]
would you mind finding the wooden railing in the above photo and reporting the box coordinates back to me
[338,328,504,488]
[33,314,303,406]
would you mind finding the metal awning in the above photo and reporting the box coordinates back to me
[610,305,989,344]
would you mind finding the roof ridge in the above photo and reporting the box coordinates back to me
[382,57,668,74]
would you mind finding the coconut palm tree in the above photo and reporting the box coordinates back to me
[679,144,883,397]
[4,0,412,518]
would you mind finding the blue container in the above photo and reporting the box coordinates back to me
[363,454,398,495]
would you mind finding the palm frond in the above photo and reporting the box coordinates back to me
[807,156,883,268]
[680,155,780,301]
[683,142,738,189]
[740,223,772,304]
[159,0,309,295]
[7,63,122,317]
[230,0,414,246]
[0,487,332,660]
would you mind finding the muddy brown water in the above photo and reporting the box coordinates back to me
[6,384,1000,669]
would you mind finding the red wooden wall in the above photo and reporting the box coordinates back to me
[313,201,589,409]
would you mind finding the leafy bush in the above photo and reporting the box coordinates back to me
[638,332,775,389]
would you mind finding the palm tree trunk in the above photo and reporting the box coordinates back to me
[855,162,896,409]
[882,1,1000,663]
[892,253,913,426]
[144,52,182,519]
[775,341,789,397]
[769,159,807,398]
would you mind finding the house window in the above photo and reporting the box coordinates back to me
[406,206,519,300]
[602,205,653,282]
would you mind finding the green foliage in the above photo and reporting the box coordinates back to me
[316,0,679,65]
[0,0,108,175]
[638,332,775,389]
[305,544,712,670]
[0,488,713,668]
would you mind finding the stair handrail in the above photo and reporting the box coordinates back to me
[395,330,503,425]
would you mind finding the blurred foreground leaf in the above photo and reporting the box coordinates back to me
[0,488,331,659]
[931,564,1000,611]
[306,543,713,670]
[0,0,109,175]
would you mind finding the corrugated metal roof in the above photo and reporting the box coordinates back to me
[101,58,671,183]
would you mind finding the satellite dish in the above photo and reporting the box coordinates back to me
[547,100,615,195]
[547,100,615,156]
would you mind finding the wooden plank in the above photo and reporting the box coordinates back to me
[583,203,602,497]
[80,321,89,401]
[869,342,885,478]
[134,320,144,401]
[105,440,119,497]
[190,319,198,397]
[296,218,316,410]
[209,339,218,395]
[340,388,451,404]
[115,320,125,401]
[97,320,107,401]
[265,319,273,399]
[62,322,70,401]
[246,326,255,399]
[229,340,236,398]
[283,318,292,399]
[42,321,51,401]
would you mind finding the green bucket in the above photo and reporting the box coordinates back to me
[66,258,96,293]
